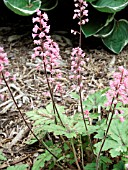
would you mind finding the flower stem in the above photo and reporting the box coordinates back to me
[79,87,95,160]
[71,139,81,170]
[96,71,124,170]
[1,71,60,161]
[43,60,65,128]
[96,103,117,170]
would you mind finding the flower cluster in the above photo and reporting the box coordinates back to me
[73,0,89,24]
[32,9,64,95]
[0,47,15,100]
[32,9,61,74]
[72,0,89,29]
[84,110,90,118]
[105,66,128,122]
[71,0,88,34]
[0,47,9,72]
[69,47,86,90]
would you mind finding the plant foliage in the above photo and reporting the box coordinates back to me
[82,0,128,54]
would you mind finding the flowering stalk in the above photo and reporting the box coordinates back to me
[96,66,128,170]
[0,47,61,162]
[72,0,88,47]
[71,0,95,162]
[32,9,65,127]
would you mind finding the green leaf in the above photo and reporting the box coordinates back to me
[84,163,96,170]
[113,160,125,170]
[82,90,107,110]
[43,124,76,138]
[95,118,128,157]
[3,0,41,16]
[86,0,97,2]
[69,92,80,100]
[32,151,52,170]
[7,164,28,170]
[82,8,112,37]
[0,151,7,161]
[102,19,128,54]
[94,129,104,139]
[95,19,115,38]
[40,0,58,11]
[100,156,112,163]
[91,0,128,13]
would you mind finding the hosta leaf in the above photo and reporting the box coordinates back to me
[82,8,110,37]
[91,0,128,13]
[95,19,115,38]
[86,0,97,2]
[3,0,41,16]
[40,0,58,11]
[102,19,128,54]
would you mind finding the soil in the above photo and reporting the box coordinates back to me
[0,11,128,169]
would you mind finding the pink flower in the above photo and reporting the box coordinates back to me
[43,13,48,21]
[84,110,90,118]
[72,0,88,25]
[0,94,4,101]
[120,116,125,122]
[33,24,40,33]
[0,47,4,52]
[4,71,10,77]
[0,47,14,100]
[32,10,64,96]
[32,17,40,23]
[105,66,128,120]
[36,9,41,16]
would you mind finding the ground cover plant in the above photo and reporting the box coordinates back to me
[0,0,128,169]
